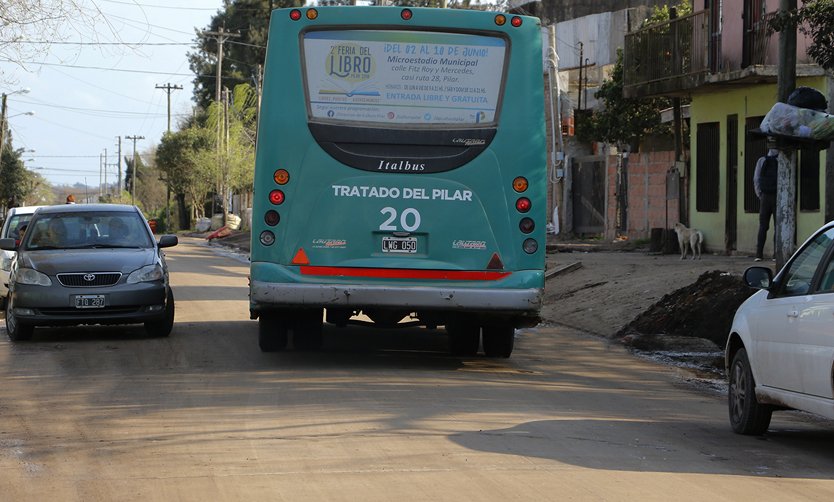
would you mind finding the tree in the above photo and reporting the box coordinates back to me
[577,49,672,149]
[156,127,215,229]
[0,1,118,84]
[0,146,30,208]
[188,0,302,110]
[769,0,834,71]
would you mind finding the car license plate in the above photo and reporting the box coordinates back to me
[382,236,417,254]
[74,295,105,309]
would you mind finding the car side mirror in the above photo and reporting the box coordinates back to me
[157,235,178,249]
[0,238,18,251]
[743,266,773,290]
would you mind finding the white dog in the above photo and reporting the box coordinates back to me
[673,222,704,260]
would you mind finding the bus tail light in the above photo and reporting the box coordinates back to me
[291,248,310,265]
[523,238,538,254]
[264,210,280,226]
[519,217,534,234]
[269,189,285,205]
[515,197,531,213]
[486,252,504,270]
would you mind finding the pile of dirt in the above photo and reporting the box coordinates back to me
[615,270,756,350]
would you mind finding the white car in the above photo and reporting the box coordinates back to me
[1,206,44,307]
[726,220,834,434]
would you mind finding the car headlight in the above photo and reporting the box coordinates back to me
[16,267,52,286]
[1,254,11,272]
[126,264,164,284]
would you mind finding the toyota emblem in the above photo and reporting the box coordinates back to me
[83,274,96,282]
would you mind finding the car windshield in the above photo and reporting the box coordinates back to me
[25,212,153,250]
[3,214,33,240]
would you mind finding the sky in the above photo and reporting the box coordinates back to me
[2,0,226,191]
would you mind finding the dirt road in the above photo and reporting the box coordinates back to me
[3,238,834,500]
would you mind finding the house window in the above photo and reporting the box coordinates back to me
[696,122,720,212]
[799,148,820,212]
[744,116,767,213]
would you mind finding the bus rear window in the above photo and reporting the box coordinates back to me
[302,29,507,127]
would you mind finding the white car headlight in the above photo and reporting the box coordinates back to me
[126,264,164,284]
[16,267,52,286]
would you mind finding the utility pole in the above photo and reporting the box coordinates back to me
[156,83,182,231]
[125,135,145,206]
[116,136,123,194]
[202,27,240,219]
[774,0,798,269]
[155,83,183,133]
[103,148,108,197]
[202,26,241,103]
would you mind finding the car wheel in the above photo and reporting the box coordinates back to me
[6,295,34,341]
[144,288,175,337]
[293,309,324,350]
[482,325,514,358]
[728,348,773,435]
[259,312,289,352]
[447,322,480,356]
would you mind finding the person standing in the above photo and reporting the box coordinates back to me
[65,194,76,204]
[754,147,779,261]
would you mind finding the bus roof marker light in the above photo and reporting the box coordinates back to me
[511,16,523,27]
[269,189,285,205]
[306,8,318,20]
[512,176,528,192]
[401,9,413,20]
[494,14,506,26]
[515,197,531,213]
[289,9,301,21]
[274,169,289,185]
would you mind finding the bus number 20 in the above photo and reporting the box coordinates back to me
[380,207,421,232]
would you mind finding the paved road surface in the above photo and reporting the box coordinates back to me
[2,237,834,500]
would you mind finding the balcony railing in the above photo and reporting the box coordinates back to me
[623,10,711,97]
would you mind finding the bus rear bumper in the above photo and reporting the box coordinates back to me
[250,280,541,318]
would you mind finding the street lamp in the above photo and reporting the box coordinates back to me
[8,111,34,119]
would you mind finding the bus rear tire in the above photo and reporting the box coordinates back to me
[482,326,514,358]
[259,313,288,352]
[447,323,480,356]
[294,309,324,350]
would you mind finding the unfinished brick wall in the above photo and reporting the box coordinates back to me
[605,150,680,241]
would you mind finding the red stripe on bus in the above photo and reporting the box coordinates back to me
[299,266,511,281]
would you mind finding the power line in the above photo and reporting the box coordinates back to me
[99,0,219,10]
[0,41,195,46]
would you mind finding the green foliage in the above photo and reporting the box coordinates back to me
[156,126,215,222]
[642,0,692,27]
[577,49,671,148]
[188,0,303,110]
[768,0,834,71]
[0,146,30,207]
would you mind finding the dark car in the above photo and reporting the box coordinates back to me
[0,204,178,341]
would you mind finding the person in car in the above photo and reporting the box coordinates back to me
[109,218,129,244]
[32,219,67,248]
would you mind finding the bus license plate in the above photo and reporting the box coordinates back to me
[382,237,417,254]
[74,295,106,309]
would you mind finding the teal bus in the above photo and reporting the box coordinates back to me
[250,6,546,357]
